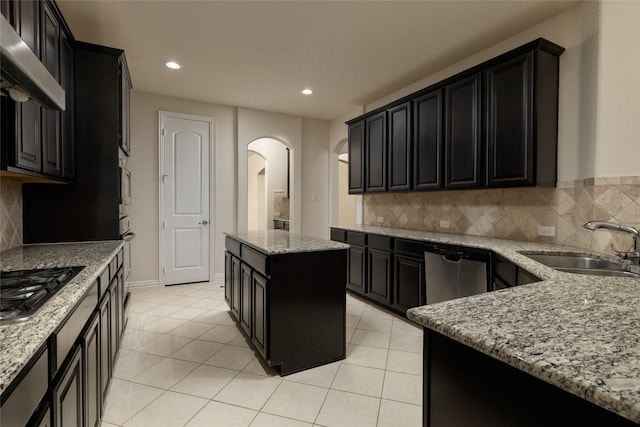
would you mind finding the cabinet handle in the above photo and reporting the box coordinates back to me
[199,220,209,225]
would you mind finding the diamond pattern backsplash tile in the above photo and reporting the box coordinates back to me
[0,181,23,252]
[364,176,640,254]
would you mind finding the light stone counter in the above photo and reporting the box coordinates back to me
[0,241,123,395]
[331,225,640,424]
[225,230,349,255]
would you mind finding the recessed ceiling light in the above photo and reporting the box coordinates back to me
[165,61,181,70]
[301,88,313,95]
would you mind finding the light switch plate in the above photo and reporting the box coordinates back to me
[440,220,450,228]
[377,217,384,224]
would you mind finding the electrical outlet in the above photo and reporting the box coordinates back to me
[538,226,556,237]
[440,220,450,229]
[377,217,384,224]
[274,211,280,217]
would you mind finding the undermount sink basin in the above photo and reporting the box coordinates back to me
[523,253,640,279]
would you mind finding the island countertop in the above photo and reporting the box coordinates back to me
[225,230,349,255]
[0,241,123,394]
[330,225,640,424]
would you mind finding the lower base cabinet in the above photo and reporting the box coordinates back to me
[393,254,425,312]
[424,329,637,427]
[99,287,111,408]
[82,313,101,427]
[251,272,268,358]
[52,345,84,427]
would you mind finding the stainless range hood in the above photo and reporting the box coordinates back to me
[0,14,65,110]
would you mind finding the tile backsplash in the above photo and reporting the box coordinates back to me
[1,180,23,251]
[364,176,640,255]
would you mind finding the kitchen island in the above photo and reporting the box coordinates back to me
[224,230,349,375]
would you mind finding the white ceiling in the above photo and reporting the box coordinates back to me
[58,1,579,121]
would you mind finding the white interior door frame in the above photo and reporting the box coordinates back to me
[158,111,215,286]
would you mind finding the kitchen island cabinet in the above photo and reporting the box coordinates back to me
[224,230,348,375]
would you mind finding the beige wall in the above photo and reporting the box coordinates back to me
[301,118,330,239]
[129,92,236,283]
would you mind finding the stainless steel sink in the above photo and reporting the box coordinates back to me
[523,253,640,279]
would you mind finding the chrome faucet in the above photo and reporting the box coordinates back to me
[583,221,640,263]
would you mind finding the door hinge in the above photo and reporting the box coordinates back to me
[161,128,166,136]
[162,267,166,275]
[162,221,166,229]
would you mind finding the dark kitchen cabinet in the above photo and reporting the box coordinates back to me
[393,238,426,312]
[81,313,100,427]
[60,30,75,179]
[345,39,563,195]
[120,57,132,155]
[1,0,75,181]
[41,0,61,177]
[348,120,365,194]
[365,111,387,192]
[388,102,411,191]
[231,256,241,320]
[487,47,561,187]
[367,234,394,305]
[23,42,132,243]
[240,263,252,336]
[424,329,638,427]
[224,252,233,308]
[99,289,111,408]
[252,271,268,358]
[413,89,443,190]
[109,277,119,364]
[51,344,83,427]
[445,72,483,189]
[493,254,540,290]
[346,231,367,295]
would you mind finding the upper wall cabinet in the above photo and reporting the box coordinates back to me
[347,119,365,193]
[0,0,74,182]
[120,56,132,156]
[346,38,564,195]
[365,111,387,192]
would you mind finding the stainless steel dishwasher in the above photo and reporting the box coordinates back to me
[424,243,491,304]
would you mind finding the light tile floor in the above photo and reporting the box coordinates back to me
[100,280,423,427]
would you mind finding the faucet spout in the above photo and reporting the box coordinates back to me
[583,221,640,262]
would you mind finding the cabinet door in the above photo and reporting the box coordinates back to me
[413,89,443,190]
[365,111,387,192]
[82,313,101,427]
[231,256,241,320]
[52,344,83,427]
[388,102,411,192]
[224,252,232,307]
[394,254,425,312]
[31,404,51,427]
[240,263,252,336]
[445,73,483,189]
[347,245,366,295]
[252,272,268,358]
[60,30,75,179]
[367,249,392,304]
[347,120,365,194]
[110,280,119,363]
[487,52,534,187]
[119,59,132,155]
[99,293,111,409]
[41,1,61,177]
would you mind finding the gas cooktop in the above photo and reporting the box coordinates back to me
[0,266,84,325]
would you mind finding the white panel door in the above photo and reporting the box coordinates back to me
[162,115,210,285]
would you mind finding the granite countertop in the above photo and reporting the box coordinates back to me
[331,225,640,423]
[225,230,349,255]
[0,241,123,395]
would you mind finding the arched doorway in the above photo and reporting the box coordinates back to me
[330,138,360,226]
[247,138,290,230]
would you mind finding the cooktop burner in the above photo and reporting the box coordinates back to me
[0,266,84,325]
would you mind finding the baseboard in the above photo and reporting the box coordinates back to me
[128,280,160,289]
[213,273,225,282]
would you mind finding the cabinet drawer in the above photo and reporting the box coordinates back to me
[395,238,424,256]
[0,345,48,427]
[225,236,241,258]
[368,234,393,251]
[242,245,268,276]
[53,280,98,374]
[346,231,367,246]
[330,228,347,243]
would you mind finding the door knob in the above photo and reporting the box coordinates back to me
[199,220,209,225]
